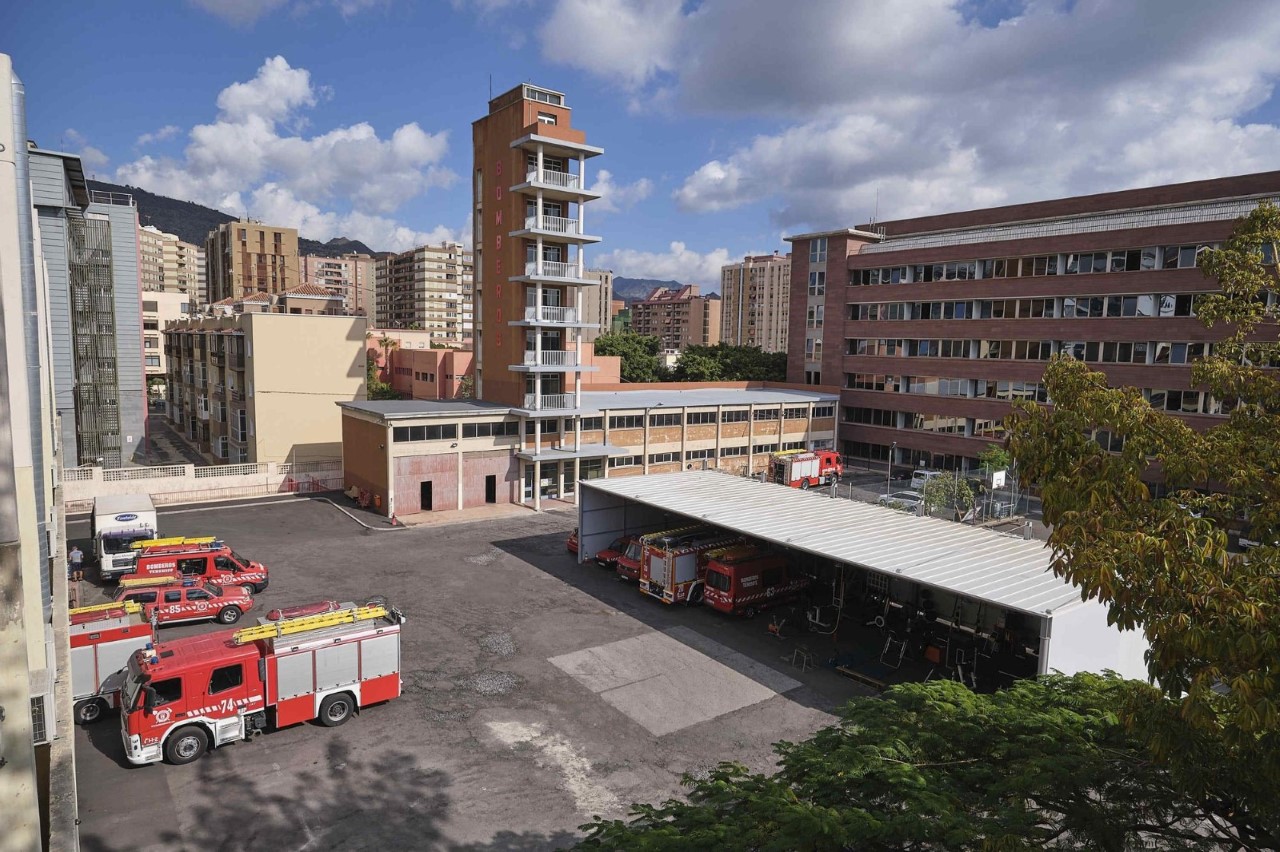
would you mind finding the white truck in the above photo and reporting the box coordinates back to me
[90,494,158,580]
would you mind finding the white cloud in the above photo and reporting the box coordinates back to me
[114,56,457,252]
[135,125,181,147]
[63,129,108,172]
[189,0,290,26]
[588,169,653,214]
[537,0,687,89]
[594,241,734,290]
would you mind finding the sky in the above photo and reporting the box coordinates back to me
[7,0,1280,291]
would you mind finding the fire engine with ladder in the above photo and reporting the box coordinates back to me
[120,600,406,766]
[639,527,741,605]
[70,600,154,725]
[768,449,843,489]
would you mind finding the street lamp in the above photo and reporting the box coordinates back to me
[886,441,897,496]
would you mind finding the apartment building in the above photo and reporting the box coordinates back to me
[721,252,791,352]
[339,385,836,514]
[164,313,367,464]
[167,236,204,297]
[301,252,376,315]
[785,171,1280,473]
[205,218,300,303]
[374,242,473,342]
[143,291,191,392]
[139,224,167,290]
[1,53,77,846]
[580,267,614,343]
[631,284,722,351]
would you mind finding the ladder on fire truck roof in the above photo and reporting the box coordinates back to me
[638,524,700,543]
[69,600,143,616]
[130,535,219,551]
[231,603,390,645]
[119,575,186,588]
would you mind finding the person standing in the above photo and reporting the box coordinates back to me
[68,545,84,583]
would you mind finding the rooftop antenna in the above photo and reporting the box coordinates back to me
[872,188,880,228]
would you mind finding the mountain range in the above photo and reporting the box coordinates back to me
[86,179,382,258]
[612,277,720,304]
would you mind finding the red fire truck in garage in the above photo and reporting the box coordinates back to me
[615,525,701,581]
[768,449,843,489]
[70,601,154,725]
[639,527,741,604]
[701,544,812,618]
[120,600,406,766]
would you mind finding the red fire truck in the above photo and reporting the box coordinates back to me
[701,544,811,618]
[768,449,843,489]
[112,576,255,626]
[614,526,700,581]
[129,536,270,595]
[119,600,406,766]
[593,535,636,570]
[640,527,741,604]
[70,601,155,724]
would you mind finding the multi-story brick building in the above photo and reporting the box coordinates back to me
[630,284,722,351]
[720,252,791,352]
[785,171,1280,473]
[301,252,376,315]
[374,242,473,342]
[205,219,300,303]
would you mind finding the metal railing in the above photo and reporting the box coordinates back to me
[523,393,575,411]
[524,215,579,235]
[526,169,580,190]
[103,465,186,482]
[522,350,577,367]
[524,305,577,323]
[525,260,581,280]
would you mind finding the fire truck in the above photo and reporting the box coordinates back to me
[701,544,811,618]
[639,527,741,604]
[119,600,406,766]
[113,576,255,626]
[70,601,154,724]
[129,537,270,595]
[768,449,843,490]
[614,525,701,581]
[593,535,636,570]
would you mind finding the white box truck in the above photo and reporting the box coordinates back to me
[90,494,158,579]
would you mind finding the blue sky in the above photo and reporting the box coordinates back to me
[7,0,1280,290]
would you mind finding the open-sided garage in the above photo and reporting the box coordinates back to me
[579,470,1149,689]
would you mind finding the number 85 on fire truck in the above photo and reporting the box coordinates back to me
[119,600,406,766]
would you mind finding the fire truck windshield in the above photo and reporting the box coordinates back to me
[204,581,223,596]
[229,551,249,567]
[625,541,642,561]
[103,532,150,554]
[122,656,144,712]
[705,570,731,592]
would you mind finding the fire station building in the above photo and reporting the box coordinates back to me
[338,384,837,516]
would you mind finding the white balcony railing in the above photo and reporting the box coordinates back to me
[523,215,579,235]
[524,305,578,323]
[526,169,580,190]
[522,350,578,367]
[525,260,581,279]
[523,393,575,411]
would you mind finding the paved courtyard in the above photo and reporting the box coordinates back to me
[67,496,865,851]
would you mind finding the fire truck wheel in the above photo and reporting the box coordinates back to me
[241,584,256,597]
[319,693,354,727]
[742,606,758,619]
[800,480,810,490]
[74,698,106,725]
[218,605,243,624]
[165,726,209,765]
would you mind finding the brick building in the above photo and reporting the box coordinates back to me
[785,171,1280,473]
[630,284,722,351]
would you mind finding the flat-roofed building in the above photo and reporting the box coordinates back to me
[631,284,722,351]
[721,252,791,352]
[301,252,376,315]
[205,219,300,303]
[374,242,473,343]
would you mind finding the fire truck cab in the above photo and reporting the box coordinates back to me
[593,535,636,570]
[640,527,741,604]
[119,601,405,766]
[70,601,154,724]
[112,577,254,626]
[130,537,269,595]
[702,544,811,618]
[769,449,843,489]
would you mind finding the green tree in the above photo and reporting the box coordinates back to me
[593,332,671,383]
[978,443,1012,472]
[582,675,1239,850]
[454,374,474,399]
[670,346,723,381]
[920,473,976,520]
[1004,202,1280,842]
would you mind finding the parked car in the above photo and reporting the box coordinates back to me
[567,528,579,554]
[878,491,923,511]
[910,470,946,492]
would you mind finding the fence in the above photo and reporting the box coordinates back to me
[63,458,343,513]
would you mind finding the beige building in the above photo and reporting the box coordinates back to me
[375,242,473,344]
[139,224,205,296]
[580,267,614,343]
[205,218,300,303]
[139,224,168,290]
[165,312,367,464]
[720,252,791,352]
[143,291,191,392]
[631,284,722,351]
[301,252,376,315]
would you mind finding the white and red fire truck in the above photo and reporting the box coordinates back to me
[129,536,270,595]
[768,449,843,490]
[614,525,700,581]
[112,576,255,626]
[639,527,742,604]
[119,600,406,766]
[701,544,811,618]
[70,601,155,724]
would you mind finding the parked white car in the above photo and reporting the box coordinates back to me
[878,491,923,511]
